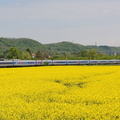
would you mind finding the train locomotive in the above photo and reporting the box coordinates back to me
[0,59,120,67]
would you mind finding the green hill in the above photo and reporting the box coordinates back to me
[45,41,85,53]
[0,37,45,53]
[0,37,120,56]
[45,41,120,53]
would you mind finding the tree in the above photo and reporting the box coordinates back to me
[88,49,97,60]
[0,51,4,58]
[6,47,20,59]
[26,48,32,56]
[80,50,88,57]
[20,51,32,60]
[5,47,32,60]
[35,51,44,59]
[115,54,120,60]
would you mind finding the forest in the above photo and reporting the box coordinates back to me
[1,37,120,60]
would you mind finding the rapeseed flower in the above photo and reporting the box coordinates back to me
[0,66,120,119]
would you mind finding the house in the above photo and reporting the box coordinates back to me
[31,53,36,58]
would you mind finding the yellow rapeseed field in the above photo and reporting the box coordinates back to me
[0,66,120,120]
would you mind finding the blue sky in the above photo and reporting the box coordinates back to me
[0,0,120,46]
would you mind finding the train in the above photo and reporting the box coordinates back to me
[0,59,120,67]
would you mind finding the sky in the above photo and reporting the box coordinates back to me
[0,0,120,46]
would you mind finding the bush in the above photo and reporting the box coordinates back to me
[44,62,49,66]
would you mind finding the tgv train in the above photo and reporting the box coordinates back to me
[0,59,120,67]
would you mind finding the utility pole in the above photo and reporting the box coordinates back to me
[95,41,97,46]
[88,50,91,65]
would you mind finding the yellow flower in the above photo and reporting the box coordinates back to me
[0,66,120,119]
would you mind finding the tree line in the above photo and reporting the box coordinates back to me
[3,47,49,60]
[2,47,120,60]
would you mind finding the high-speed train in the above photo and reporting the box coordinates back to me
[0,59,120,67]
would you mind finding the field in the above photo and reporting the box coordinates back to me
[0,66,120,120]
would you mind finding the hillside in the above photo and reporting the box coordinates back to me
[45,41,85,53]
[0,37,45,53]
[1,37,120,55]
[45,41,120,53]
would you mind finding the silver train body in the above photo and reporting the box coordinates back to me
[0,59,120,67]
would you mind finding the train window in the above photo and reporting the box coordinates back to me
[0,62,13,64]
[54,61,66,63]
[100,61,107,63]
[108,61,114,63]
[90,61,98,63]
[80,61,89,63]
[67,61,78,63]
